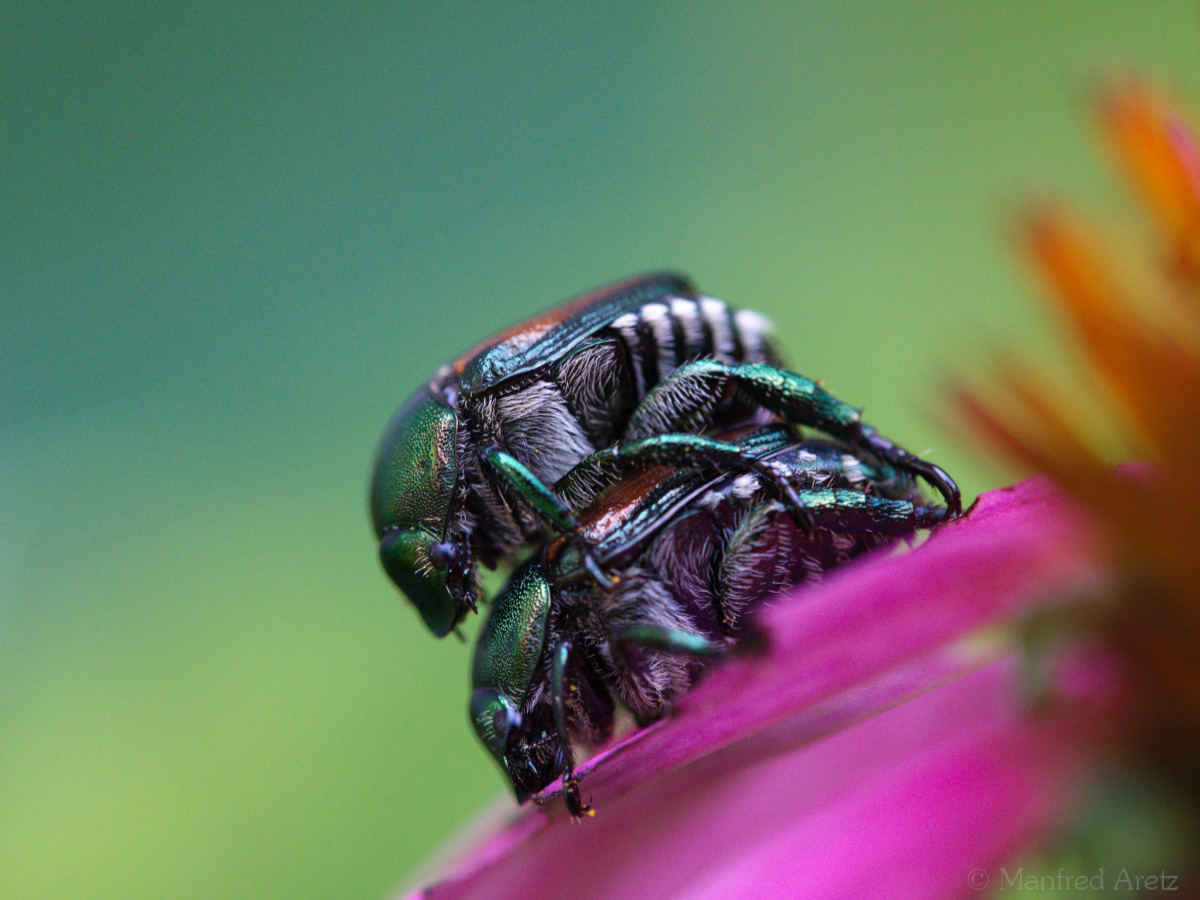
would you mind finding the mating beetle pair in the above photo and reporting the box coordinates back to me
[368,272,960,813]
[369,273,960,637]
[468,424,949,816]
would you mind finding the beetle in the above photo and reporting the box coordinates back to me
[468,425,949,816]
[370,272,960,637]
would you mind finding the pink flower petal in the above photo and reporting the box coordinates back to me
[404,479,1113,900]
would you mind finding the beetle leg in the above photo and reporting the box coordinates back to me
[792,487,948,534]
[613,624,723,658]
[717,501,794,634]
[583,434,817,532]
[717,486,947,627]
[550,640,592,818]
[481,447,616,588]
[626,360,962,517]
[482,446,581,533]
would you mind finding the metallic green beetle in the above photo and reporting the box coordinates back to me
[370,273,960,637]
[468,426,950,816]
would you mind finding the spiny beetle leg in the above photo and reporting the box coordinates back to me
[551,640,592,818]
[717,500,787,634]
[626,360,961,516]
[626,359,853,443]
[855,432,962,518]
[602,434,816,532]
[795,487,948,534]
[481,447,615,589]
[481,446,582,535]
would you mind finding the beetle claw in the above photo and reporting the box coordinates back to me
[581,550,616,589]
[563,774,591,819]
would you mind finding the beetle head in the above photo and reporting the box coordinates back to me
[468,687,526,789]
[470,687,567,803]
[469,562,554,800]
[369,388,474,637]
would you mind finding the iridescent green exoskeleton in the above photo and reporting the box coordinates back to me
[369,273,960,637]
[469,425,950,817]
[370,273,782,636]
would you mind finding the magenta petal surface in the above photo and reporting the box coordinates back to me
[404,479,1110,900]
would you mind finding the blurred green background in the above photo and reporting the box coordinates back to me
[3,3,1198,898]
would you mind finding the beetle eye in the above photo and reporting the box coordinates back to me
[429,541,460,571]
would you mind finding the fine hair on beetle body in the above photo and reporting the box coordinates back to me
[370,273,799,637]
[469,425,950,817]
[370,271,959,649]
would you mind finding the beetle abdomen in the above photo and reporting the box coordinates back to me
[607,295,776,398]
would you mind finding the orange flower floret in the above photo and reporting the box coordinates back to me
[957,81,1200,776]
[1099,81,1200,279]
